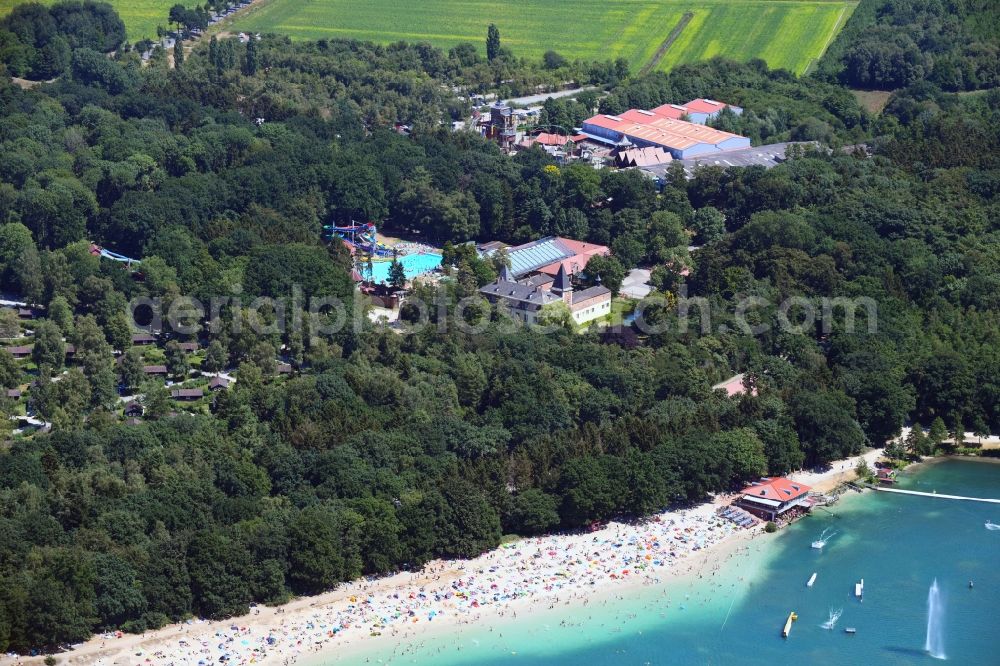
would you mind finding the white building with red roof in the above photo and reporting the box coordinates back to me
[738,477,812,521]
[649,103,691,120]
[580,112,749,159]
[681,98,743,124]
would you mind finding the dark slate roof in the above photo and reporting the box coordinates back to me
[479,280,559,306]
[522,273,554,288]
[571,285,611,304]
[479,241,508,253]
[208,376,230,389]
[171,388,204,399]
[553,264,571,292]
[143,365,168,374]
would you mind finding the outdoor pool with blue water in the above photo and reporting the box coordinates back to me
[369,252,442,284]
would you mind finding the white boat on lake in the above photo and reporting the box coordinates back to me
[811,527,837,549]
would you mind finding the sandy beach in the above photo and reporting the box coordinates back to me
[787,448,884,494]
[1,448,885,666]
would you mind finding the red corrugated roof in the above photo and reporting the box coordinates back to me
[649,103,689,120]
[619,109,662,123]
[684,98,726,114]
[582,114,628,131]
[581,114,745,150]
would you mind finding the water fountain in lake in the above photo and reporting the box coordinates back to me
[925,578,946,660]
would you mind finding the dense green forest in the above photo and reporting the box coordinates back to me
[0,0,997,654]
[0,1,125,80]
[814,0,1000,91]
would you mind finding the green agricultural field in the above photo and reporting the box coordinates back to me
[229,0,857,75]
[0,0,177,41]
[657,1,854,73]
[0,0,855,73]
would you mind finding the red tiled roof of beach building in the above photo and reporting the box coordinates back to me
[742,477,811,502]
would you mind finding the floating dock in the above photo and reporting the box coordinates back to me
[872,487,1000,504]
[782,611,798,638]
[806,572,817,587]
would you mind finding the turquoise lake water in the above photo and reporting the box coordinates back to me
[367,253,441,284]
[329,459,1000,665]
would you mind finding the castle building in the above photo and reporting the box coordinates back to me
[479,265,612,326]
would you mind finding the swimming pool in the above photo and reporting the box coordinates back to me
[367,252,441,284]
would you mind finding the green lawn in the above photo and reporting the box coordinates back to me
[0,0,178,41]
[228,0,856,75]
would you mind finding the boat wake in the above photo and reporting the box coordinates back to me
[820,607,843,630]
[812,527,838,549]
[985,521,1000,531]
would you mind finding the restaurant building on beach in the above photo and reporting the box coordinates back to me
[737,477,812,521]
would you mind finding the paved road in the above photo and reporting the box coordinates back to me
[505,86,598,107]
[621,268,652,299]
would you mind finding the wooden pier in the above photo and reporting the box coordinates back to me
[872,486,1000,504]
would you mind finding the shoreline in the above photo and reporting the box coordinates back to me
[785,447,883,494]
[319,524,767,665]
[0,449,886,666]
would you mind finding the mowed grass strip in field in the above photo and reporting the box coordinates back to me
[0,0,178,41]
[657,1,855,74]
[231,0,856,75]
